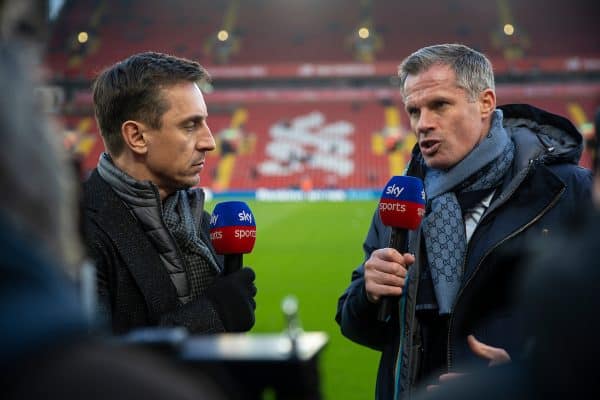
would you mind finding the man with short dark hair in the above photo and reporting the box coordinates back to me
[336,44,592,399]
[84,52,257,334]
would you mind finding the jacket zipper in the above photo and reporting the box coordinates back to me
[446,185,566,370]
[393,230,422,399]
[393,282,408,400]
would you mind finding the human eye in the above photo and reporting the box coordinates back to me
[183,118,202,132]
[406,107,419,118]
[184,122,196,132]
[432,100,449,110]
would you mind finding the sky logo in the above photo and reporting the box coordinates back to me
[385,184,405,198]
[238,210,253,223]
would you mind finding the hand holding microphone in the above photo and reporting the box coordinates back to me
[207,201,257,332]
[366,176,425,322]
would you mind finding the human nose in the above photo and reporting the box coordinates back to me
[198,122,216,151]
[415,109,435,135]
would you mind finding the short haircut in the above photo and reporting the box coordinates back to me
[398,43,495,101]
[92,52,209,156]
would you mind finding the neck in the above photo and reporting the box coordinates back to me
[111,153,172,201]
[477,116,494,144]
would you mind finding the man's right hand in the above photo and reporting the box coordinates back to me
[206,267,257,332]
[364,248,415,303]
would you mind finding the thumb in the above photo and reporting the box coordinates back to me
[467,335,511,366]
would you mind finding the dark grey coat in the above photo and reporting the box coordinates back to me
[83,170,224,334]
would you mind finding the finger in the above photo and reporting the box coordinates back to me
[373,247,408,264]
[373,248,415,271]
[402,252,416,266]
[364,265,406,302]
[467,335,511,366]
[373,249,416,270]
[365,257,408,278]
[366,267,406,286]
[365,280,405,299]
[439,372,465,382]
[426,385,439,392]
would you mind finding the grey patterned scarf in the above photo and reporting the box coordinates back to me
[422,110,514,314]
[162,191,221,298]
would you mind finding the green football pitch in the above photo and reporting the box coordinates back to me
[207,200,381,400]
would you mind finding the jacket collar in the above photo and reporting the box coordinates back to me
[499,103,583,168]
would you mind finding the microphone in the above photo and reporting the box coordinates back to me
[209,201,257,275]
[377,176,426,322]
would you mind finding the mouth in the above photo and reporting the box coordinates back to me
[191,159,205,170]
[419,139,441,157]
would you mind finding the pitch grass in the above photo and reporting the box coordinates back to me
[207,200,381,400]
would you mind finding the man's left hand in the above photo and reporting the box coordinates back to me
[467,334,511,366]
[426,334,511,392]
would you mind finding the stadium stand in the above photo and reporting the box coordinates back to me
[46,0,599,191]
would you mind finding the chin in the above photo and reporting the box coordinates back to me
[426,159,454,171]
[175,177,200,190]
[424,150,459,169]
[189,176,201,187]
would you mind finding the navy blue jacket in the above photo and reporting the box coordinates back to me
[336,104,593,399]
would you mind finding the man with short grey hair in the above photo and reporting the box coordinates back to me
[336,43,592,399]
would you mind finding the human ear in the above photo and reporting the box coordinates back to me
[121,120,148,155]
[479,88,496,119]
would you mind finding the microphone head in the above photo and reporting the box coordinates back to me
[379,176,426,230]
[209,201,256,255]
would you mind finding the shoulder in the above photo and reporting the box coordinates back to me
[82,170,114,210]
[546,163,593,190]
[501,104,584,168]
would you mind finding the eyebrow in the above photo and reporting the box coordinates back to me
[179,115,206,126]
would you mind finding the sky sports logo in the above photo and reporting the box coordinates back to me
[385,184,405,198]
[379,200,426,216]
[210,210,254,226]
[379,201,407,212]
[384,183,426,201]
[235,228,256,238]
[210,228,256,241]
[238,210,253,223]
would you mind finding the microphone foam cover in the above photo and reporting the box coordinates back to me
[378,176,426,230]
[210,201,256,254]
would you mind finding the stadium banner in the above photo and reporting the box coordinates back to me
[203,188,381,202]
[72,82,600,107]
[204,57,600,79]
